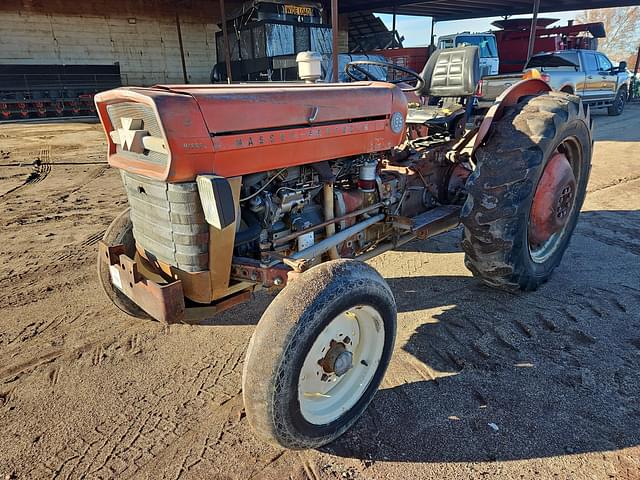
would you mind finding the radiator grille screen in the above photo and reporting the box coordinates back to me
[122,171,209,272]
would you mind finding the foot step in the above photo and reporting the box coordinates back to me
[411,205,461,237]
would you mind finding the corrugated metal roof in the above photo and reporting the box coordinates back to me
[348,11,403,51]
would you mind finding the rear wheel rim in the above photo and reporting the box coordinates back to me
[297,305,385,425]
[528,137,583,264]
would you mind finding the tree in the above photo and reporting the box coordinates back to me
[576,7,640,67]
[625,50,640,72]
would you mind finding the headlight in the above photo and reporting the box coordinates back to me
[196,175,236,230]
[390,111,405,134]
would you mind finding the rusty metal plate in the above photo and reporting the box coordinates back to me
[99,241,185,323]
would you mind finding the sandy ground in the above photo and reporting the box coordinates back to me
[0,104,639,480]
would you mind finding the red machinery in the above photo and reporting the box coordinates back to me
[366,19,604,78]
[376,47,430,77]
[493,18,606,74]
[94,49,593,450]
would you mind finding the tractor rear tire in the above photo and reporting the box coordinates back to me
[461,92,592,291]
[242,259,396,449]
[98,208,149,319]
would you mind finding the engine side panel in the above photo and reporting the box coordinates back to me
[210,118,393,177]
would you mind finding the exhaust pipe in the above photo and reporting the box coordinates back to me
[323,182,340,260]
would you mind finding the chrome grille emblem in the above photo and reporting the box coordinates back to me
[110,117,168,154]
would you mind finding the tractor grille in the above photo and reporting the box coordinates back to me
[121,171,209,272]
[106,102,168,168]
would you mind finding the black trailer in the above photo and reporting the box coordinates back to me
[0,64,121,121]
[212,0,332,82]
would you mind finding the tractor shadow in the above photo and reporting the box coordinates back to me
[183,291,275,326]
[183,209,640,462]
[325,209,640,463]
[185,229,465,327]
[397,227,464,254]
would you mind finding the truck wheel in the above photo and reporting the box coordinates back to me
[461,92,592,291]
[242,259,396,449]
[608,88,625,116]
[98,208,148,319]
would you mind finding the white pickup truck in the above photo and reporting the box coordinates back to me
[478,49,631,116]
[437,32,500,77]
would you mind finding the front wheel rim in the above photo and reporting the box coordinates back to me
[297,305,385,425]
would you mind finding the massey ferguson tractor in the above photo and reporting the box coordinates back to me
[95,46,592,449]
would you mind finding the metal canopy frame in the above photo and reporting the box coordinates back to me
[338,0,640,21]
[216,0,639,83]
[331,0,639,83]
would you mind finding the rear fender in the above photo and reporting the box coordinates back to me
[472,79,551,156]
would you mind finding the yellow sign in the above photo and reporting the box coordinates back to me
[285,5,313,16]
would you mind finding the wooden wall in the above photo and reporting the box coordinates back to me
[338,14,349,53]
[0,0,241,85]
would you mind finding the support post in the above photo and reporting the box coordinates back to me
[219,0,233,83]
[633,44,640,100]
[526,0,541,64]
[175,12,188,83]
[430,17,436,48]
[331,0,339,82]
[392,3,397,47]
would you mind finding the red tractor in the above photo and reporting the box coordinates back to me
[95,47,591,449]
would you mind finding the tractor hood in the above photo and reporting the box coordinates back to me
[95,82,407,182]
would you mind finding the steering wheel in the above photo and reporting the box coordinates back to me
[344,60,425,92]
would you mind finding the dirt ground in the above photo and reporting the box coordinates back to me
[0,104,639,480]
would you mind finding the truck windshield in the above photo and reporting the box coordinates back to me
[527,52,580,70]
[455,35,498,58]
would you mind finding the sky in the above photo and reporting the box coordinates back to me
[377,11,580,47]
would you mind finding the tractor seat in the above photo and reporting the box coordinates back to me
[407,46,480,132]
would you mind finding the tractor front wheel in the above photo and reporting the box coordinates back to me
[242,259,396,449]
[98,208,148,319]
[461,92,592,291]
